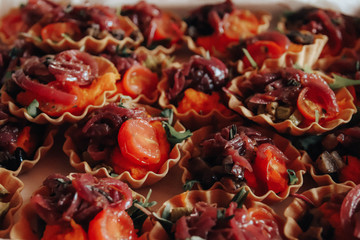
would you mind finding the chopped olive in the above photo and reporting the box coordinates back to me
[289,110,303,126]
[286,31,314,45]
[276,106,293,120]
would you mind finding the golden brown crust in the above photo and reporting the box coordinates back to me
[179,123,306,203]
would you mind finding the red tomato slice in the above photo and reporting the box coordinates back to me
[297,86,338,121]
[253,143,289,193]
[41,22,81,42]
[111,147,150,180]
[122,65,158,99]
[223,9,259,41]
[118,119,161,166]
[88,208,137,240]
[151,13,183,44]
[243,40,284,68]
[0,9,27,39]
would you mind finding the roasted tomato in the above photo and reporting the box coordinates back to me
[253,143,289,193]
[41,22,81,42]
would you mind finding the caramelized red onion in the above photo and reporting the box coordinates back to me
[48,50,99,86]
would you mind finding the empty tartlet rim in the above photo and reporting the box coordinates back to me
[10,173,144,240]
[183,10,271,58]
[283,182,355,240]
[9,124,57,177]
[63,104,187,189]
[0,168,24,238]
[227,70,357,136]
[157,64,241,131]
[179,123,306,203]
[142,189,284,240]
[24,15,143,54]
[234,34,328,74]
[1,55,120,125]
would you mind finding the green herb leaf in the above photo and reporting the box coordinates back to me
[161,109,174,125]
[26,99,40,117]
[231,187,248,208]
[242,48,258,69]
[229,124,237,140]
[157,204,174,236]
[329,74,360,90]
[293,63,312,73]
[162,121,192,146]
[8,47,21,59]
[183,180,199,191]
[127,189,157,231]
[287,169,298,185]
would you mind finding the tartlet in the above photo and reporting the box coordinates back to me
[143,189,284,240]
[283,182,358,240]
[183,0,271,59]
[63,102,189,188]
[2,49,120,125]
[10,173,145,240]
[179,122,306,202]
[227,67,356,135]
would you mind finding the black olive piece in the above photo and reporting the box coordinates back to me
[7,148,27,171]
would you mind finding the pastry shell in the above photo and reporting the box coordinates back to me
[142,189,284,240]
[283,182,355,240]
[0,169,23,238]
[10,173,144,240]
[179,123,306,203]
[235,34,328,74]
[183,10,271,58]
[63,104,187,189]
[24,15,143,54]
[227,70,357,136]
[1,55,120,125]
[157,64,241,131]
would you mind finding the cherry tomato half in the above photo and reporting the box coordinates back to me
[243,40,284,68]
[223,9,259,41]
[41,22,81,42]
[118,119,161,166]
[88,208,137,240]
[253,143,289,193]
[122,65,158,99]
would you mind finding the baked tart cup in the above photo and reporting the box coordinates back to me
[63,102,190,189]
[179,122,306,203]
[158,55,240,131]
[24,13,143,54]
[120,1,186,54]
[183,4,271,59]
[142,189,284,240]
[0,168,23,238]
[10,173,146,240]
[227,68,357,136]
[0,118,57,176]
[283,182,357,240]
[233,33,328,74]
[297,124,360,186]
[106,47,172,106]
[2,50,120,125]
